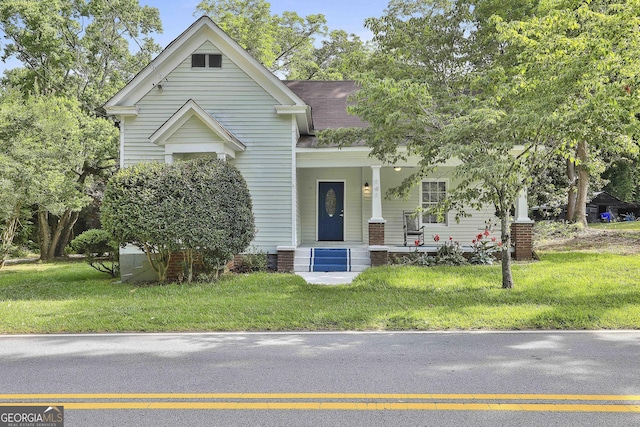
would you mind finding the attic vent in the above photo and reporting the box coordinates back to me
[191,54,222,68]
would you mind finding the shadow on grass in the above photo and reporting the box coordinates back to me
[1,255,639,331]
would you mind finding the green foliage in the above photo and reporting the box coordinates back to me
[195,0,370,79]
[70,229,119,277]
[233,247,269,273]
[0,89,117,264]
[0,0,156,260]
[603,158,640,202]
[195,0,328,77]
[469,230,500,265]
[0,0,162,109]
[434,238,467,266]
[102,158,255,283]
[490,0,640,223]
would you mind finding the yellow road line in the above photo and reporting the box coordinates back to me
[2,393,639,413]
[0,401,639,412]
[1,393,639,401]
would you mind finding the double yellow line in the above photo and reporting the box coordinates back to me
[1,393,639,413]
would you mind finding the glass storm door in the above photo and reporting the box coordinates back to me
[318,182,344,241]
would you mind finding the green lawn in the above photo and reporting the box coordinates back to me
[590,221,640,230]
[1,251,639,333]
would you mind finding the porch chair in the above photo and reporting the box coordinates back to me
[403,211,425,246]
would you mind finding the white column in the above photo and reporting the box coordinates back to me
[164,153,174,164]
[217,153,228,161]
[515,187,533,223]
[370,165,384,222]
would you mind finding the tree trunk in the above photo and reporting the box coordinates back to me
[38,209,81,260]
[38,208,52,261]
[39,208,74,261]
[573,141,589,228]
[55,210,80,257]
[1,203,22,270]
[500,209,513,289]
[566,158,577,222]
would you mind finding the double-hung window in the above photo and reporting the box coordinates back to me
[421,181,448,225]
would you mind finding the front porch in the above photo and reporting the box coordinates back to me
[278,157,534,273]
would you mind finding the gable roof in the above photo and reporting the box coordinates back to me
[105,16,311,133]
[149,99,245,153]
[284,81,368,148]
[284,81,367,130]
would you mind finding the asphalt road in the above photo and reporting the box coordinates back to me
[1,331,639,426]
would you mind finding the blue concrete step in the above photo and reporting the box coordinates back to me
[294,247,371,272]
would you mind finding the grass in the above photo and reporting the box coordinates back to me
[1,251,639,333]
[590,221,640,230]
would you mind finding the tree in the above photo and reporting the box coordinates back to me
[0,0,162,257]
[70,229,119,277]
[195,0,327,77]
[101,159,255,283]
[491,0,640,226]
[0,90,117,265]
[286,30,371,80]
[320,0,548,289]
[0,0,162,110]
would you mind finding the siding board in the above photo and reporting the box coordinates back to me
[122,42,294,251]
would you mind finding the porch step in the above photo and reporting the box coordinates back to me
[294,248,371,273]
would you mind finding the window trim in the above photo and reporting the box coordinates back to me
[191,53,223,69]
[420,179,449,227]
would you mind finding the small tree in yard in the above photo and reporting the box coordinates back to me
[70,229,119,277]
[101,158,255,283]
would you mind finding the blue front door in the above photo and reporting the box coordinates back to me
[318,182,344,241]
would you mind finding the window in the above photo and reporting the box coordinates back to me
[422,181,447,225]
[191,54,222,68]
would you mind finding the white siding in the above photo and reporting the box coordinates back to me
[380,167,498,246]
[122,42,294,251]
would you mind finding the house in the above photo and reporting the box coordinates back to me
[587,192,640,222]
[105,17,534,281]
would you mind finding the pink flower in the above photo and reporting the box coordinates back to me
[491,237,497,242]
[472,239,476,244]
[477,233,483,240]
[498,241,503,247]
[434,234,440,242]
[414,239,421,246]
[449,236,453,241]
[484,229,490,236]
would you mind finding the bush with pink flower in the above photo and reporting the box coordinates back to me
[470,229,501,265]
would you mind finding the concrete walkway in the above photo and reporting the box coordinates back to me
[296,271,361,285]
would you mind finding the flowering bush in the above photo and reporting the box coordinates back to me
[434,234,467,266]
[469,229,501,265]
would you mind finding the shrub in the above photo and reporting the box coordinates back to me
[102,159,255,283]
[434,235,467,266]
[233,247,269,273]
[469,229,500,265]
[70,229,119,277]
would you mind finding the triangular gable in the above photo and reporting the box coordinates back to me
[150,99,244,150]
[105,16,311,134]
[149,99,245,159]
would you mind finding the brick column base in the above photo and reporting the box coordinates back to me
[368,221,386,246]
[511,222,534,261]
[276,247,295,273]
[369,247,388,267]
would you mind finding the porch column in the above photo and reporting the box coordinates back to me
[370,165,383,221]
[217,153,228,161]
[511,187,534,260]
[368,166,387,263]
